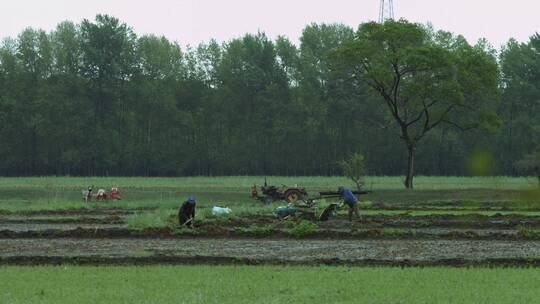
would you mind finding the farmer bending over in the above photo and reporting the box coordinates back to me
[338,186,360,222]
[178,196,196,228]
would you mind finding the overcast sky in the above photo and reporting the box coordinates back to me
[1,0,538,48]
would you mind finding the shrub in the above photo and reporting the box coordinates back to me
[237,225,274,236]
[126,208,172,230]
[281,219,295,229]
[339,153,367,191]
[383,228,409,237]
[517,225,540,239]
[358,201,374,209]
[290,220,317,238]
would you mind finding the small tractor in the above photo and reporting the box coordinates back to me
[82,187,122,202]
[251,180,308,204]
[265,187,371,221]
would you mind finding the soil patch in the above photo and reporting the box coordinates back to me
[0,223,125,232]
[0,215,124,224]
[1,238,539,267]
[0,226,534,241]
[3,208,153,216]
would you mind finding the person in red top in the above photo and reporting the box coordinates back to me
[110,187,121,200]
[250,184,258,198]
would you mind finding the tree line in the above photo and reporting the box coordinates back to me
[0,15,538,182]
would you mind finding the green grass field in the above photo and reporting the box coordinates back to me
[1,266,538,304]
[0,176,538,214]
[1,178,539,301]
[0,175,538,190]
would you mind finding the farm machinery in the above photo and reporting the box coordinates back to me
[271,189,370,220]
[312,190,369,221]
[251,180,308,204]
[251,179,368,205]
[251,179,370,220]
[82,187,122,202]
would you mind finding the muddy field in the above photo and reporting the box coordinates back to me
[2,238,540,266]
[0,207,539,266]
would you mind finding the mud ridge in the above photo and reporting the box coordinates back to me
[222,214,540,229]
[0,217,123,224]
[0,227,538,241]
[1,208,154,216]
[1,255,539,267]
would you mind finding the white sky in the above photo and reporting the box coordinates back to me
[1,0,538,48]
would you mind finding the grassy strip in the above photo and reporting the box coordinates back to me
[359,210,540,216]
[0,177,538,214]
[123,202,285,230]
[125,208,176,230]
[0,176,538,190]
[0,266,539,303]
[3,200,540,222]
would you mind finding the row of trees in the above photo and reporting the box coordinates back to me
[504,33,540,187]
[0,15,538,186]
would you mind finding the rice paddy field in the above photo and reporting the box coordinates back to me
[1,176,540,303]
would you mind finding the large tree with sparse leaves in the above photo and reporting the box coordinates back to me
[331,20,500,188]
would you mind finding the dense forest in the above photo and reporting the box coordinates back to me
[0,15,539,177]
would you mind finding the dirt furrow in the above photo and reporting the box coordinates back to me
[0,223,126,232]
[1,238,539,266]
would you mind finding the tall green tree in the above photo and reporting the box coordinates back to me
[296,23,355,174]
[515,139,540,189]
[500,34,540,174]
[130,34,186,175]
[215,33,291,174]
[0,38,23,174]
[42,21,87,174]
[79,14,136,174]
[2,16,540,177]
[12,28,54,174]
[332,20,500,188]
[181,41,222,175]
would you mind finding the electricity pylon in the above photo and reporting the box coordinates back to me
[379,0,394,23]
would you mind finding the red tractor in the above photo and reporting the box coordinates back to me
[83,187,122,202]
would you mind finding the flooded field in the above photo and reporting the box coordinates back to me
[0,207,539,266]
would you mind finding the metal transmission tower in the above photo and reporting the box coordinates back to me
[379,0,394,23]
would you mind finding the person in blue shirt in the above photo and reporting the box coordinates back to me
[178,196,196,228]
[338,186,360,222]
